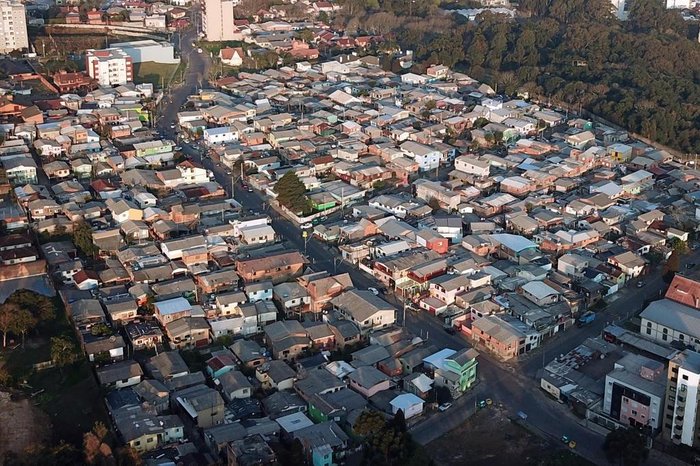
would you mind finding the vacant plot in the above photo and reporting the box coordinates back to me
[428,406,593,466]
[133,61,181,87]
[0,391,51,458]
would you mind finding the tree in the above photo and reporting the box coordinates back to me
[0,303,20,348]
[7,290,54,323]
[114,446,142,466]
[73,220,98,258]
[50,336,79,371]
[427,197,441,211]
[274,171,312,215]
[603,427,649,466]
[392,409,406,433]
[83,421,113,465]
[10,308,36,346]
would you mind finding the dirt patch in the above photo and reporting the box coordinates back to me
[0,391,51,457]
[427,406,587,466]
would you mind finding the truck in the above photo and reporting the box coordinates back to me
[577,311,595,327]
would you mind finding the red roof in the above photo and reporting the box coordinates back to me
[665,275,700,310]
[310,155,334,166]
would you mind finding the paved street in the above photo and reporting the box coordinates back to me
[151,35,696,463]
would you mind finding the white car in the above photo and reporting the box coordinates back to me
[300,223,313,230]
[438,402,453,412]
[368,287,380,296]
[197,48,203,53]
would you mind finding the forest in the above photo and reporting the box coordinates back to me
[336,0,700,153]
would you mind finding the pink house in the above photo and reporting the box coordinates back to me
[348,366,391,398]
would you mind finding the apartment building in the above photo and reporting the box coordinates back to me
[664,349,700,447]
[85,48,134,86]
[0,0,28,54]
[203,0,236,41]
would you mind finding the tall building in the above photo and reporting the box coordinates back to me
[0,0,29,54]
[603,353,666,433]
[85,48,134,86]
[665,349,700,447]
[202,0,236,42]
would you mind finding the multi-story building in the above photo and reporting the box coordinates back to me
[203,0,236,42]
[664,349,700,447]
[0,0,28,54]
[85,48,134,86]
[603,353,666,433]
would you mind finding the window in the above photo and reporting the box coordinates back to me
[647,322,652,328]
[646,328,651,335]
[683,374,689,381]
[663,328,668,334]
[662,334,668,341]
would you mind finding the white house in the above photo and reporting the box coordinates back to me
[204,126,239,145]
[390,393,424,419]
[454,155,490,177]
[400,141,440,172]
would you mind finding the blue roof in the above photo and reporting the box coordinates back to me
[490,233,538,253]
[204,126,233,135]
[422,348,456,370]
[154,297,191,315]
[390,393,424,410]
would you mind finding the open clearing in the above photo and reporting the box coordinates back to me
[0,391,51,457]
[427,405,593,466]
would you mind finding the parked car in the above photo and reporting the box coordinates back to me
[368,287,380,296]
[438,402,452,412]
[443,326,456,335]
[300,223,313,230]
[636,281,644,288]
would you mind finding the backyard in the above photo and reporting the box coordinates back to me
[427,405,594,466]
[133,61,183,88]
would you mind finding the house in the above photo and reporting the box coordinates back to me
[166,317,211,349]
[390,393,424,419]
[432,348,479,395]
[256,360,297,390]
[146,350,190,381]
[331,290,396,334]
[228,339,267,369]
[236,251,306,284]
[665,275,700,310]
[400,141,440,172]
[521,281,560,307]
[347,366,391,398]
[113,407,184,453]
[206,349,238,379]
[608,251,646,278]
[125,321,163,350]
[470,315,530,360]
[274,281,310,316]
[328,320,362,350]
[83,334,126,363]
[220,47,245,66]
[246,280,273,303]
[294,421,349,466]
[154,297,192,325]
[173,384,225,428]
[299,272,354,313]
[96,360,143,389]
[264,320,310,361]
[218,370,253,401]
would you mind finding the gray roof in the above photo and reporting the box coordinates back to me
[146,350,189,380]
[231,339,264,363]
[347,365,389,389]
[262,390,307,419]
[293,421,349,449]
[640,299,700,338]
[263,359,297,383]
[331,290,395,322]
[219,370,252,393]
[295,368,345,399]
[114,407,183,443]
[352,344,391,366]
[96,360,143,385]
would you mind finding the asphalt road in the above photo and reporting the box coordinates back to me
[152,34,693,462]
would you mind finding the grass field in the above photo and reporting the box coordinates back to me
[133,61,181,88]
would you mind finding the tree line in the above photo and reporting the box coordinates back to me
[336,0,700,153]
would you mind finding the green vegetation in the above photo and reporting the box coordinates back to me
[274,171,313,215]
[354,410,433,466]
[603,427,649,466]
[72,220,98,258]
[337,0,700,153]
[133,61,180,88]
